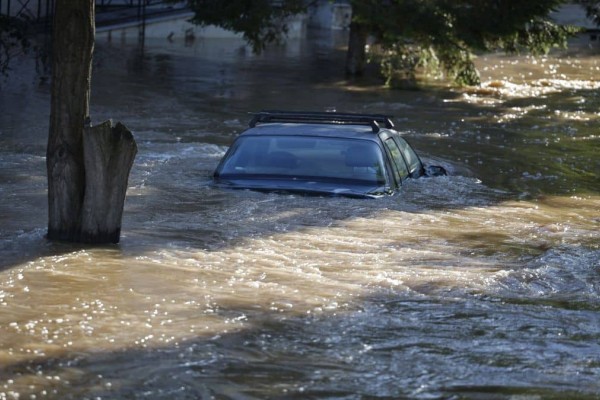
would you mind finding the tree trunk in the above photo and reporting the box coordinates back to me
[47,0,137,244]
[81,121,137,243]
[345,21,368,77]
[47,0,94,242]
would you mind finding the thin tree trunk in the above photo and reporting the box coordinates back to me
[345,21,368,77]
[47,0,95,242]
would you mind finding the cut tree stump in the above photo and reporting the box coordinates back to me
[81,120,137,244]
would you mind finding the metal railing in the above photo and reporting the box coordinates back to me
[0,0,55,20]
[95,0,189,29]
[0,0,189,31]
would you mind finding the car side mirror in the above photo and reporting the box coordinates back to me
[424,165,447,177]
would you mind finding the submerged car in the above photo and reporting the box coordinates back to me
[212,111,446,198]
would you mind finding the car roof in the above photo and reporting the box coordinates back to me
[240,122,388,142]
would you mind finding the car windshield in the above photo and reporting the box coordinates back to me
[216,135,387,185]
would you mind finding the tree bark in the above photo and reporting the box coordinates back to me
[47,0,137,244]
[47,0,94,242]
[345,21,368,77]
[81,121,137,244]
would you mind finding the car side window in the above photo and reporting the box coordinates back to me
[384,138,409,184]
[394,135,422,177]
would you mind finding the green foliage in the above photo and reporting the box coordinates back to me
[436,48,481,86]
[377,42,442,88]
[184,0,306,52]
[488,19,581,55]
[354,0,577,86]
[177,0,577,87]
[0,15,31,76]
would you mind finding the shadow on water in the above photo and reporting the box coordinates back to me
[1,270,599,399]
[464,87,599,196]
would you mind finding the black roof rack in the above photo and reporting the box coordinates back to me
[248,110,395,133]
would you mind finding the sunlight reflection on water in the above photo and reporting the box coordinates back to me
[1,37,599,399]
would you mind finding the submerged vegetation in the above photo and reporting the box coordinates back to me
[180,0,584,87]
[0,1,595,87]
[358,0,581,87]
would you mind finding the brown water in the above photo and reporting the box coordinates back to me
[0,33,599,399]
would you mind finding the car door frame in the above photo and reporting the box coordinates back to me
[391,132,425,178]
[378,130,410,189]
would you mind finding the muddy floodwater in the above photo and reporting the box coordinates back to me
[1,33,599,399]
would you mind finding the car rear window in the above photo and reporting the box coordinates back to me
[217,135,387,184]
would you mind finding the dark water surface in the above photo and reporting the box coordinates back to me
[0,34,599,399]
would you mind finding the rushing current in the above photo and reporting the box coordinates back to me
[1,30,599,399]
